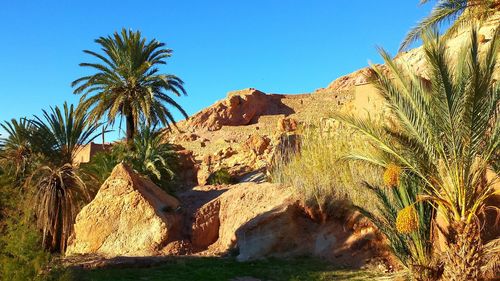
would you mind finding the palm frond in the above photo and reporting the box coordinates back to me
[399,0,498,51]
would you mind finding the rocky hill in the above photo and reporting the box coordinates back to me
[165,15,499,188]
[165,87,357,186]
[77,19,499,190]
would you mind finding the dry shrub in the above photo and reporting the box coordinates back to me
[270,121,382,218]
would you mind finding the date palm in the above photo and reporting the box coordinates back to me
[358,178,435,280]
[28,102,102,252]
[71,28,188,144]
[400,0,500,51]
[0,118,35,178]
[335,28,499,280]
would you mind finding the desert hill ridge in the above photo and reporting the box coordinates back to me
[163,17,499,187]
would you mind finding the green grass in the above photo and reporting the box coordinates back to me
[70,257,386,281]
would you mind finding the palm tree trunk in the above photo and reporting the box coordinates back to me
[442,221,483,281]
[126,113,135,147]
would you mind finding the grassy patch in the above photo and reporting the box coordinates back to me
[270,124,382,217]
[70,257,385,281]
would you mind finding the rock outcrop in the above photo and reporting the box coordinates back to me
[178,182,386,266]
[187,89,270,131]
[66,163,181,257]
[175,149,199,188]
[202,183,293,253]
[160,13,500,189]
[234,203,382,266]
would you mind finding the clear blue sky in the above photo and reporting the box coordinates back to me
[0,1,433,139]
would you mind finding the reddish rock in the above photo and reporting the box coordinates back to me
[326,65,387,92]
[215,147,236,160]
[197,166,211,186]
[187,89,269,131]
[201,183,292,253]
[244,134,271,155]
[161,240,193,255]
[184,133,199,141]
[176,150,199,187]
[182,182,386,267]
[191,200,221,249]
[277,117,298,132]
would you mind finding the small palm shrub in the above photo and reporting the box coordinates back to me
[29,165,90,252]
[0,118,36,179]
[83,125,178,192]
[360,174,435,280]
[120,125,177,185]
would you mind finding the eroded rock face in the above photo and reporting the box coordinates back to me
[191,199,220,249]
[175,149,199,188]
[277,117,298,132]
[182,183,385,267]
[234,203,383,266]
[201,183,293,253]
[66,163,181,257]
[187,89,269,131]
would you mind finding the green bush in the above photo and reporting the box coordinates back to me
[207,168,233,185]
[0,173,75,281]
[0,217,50,281]
[0,173,49,281]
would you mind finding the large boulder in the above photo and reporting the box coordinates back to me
[66,163,181,257]
[197,183,293,253]
[185,183,386,267]
[234,203,383,267]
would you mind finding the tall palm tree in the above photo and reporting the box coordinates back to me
[28,102,102,252]
[335,28,499,280]
[400,0,500,51]
[71,28,188,144]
